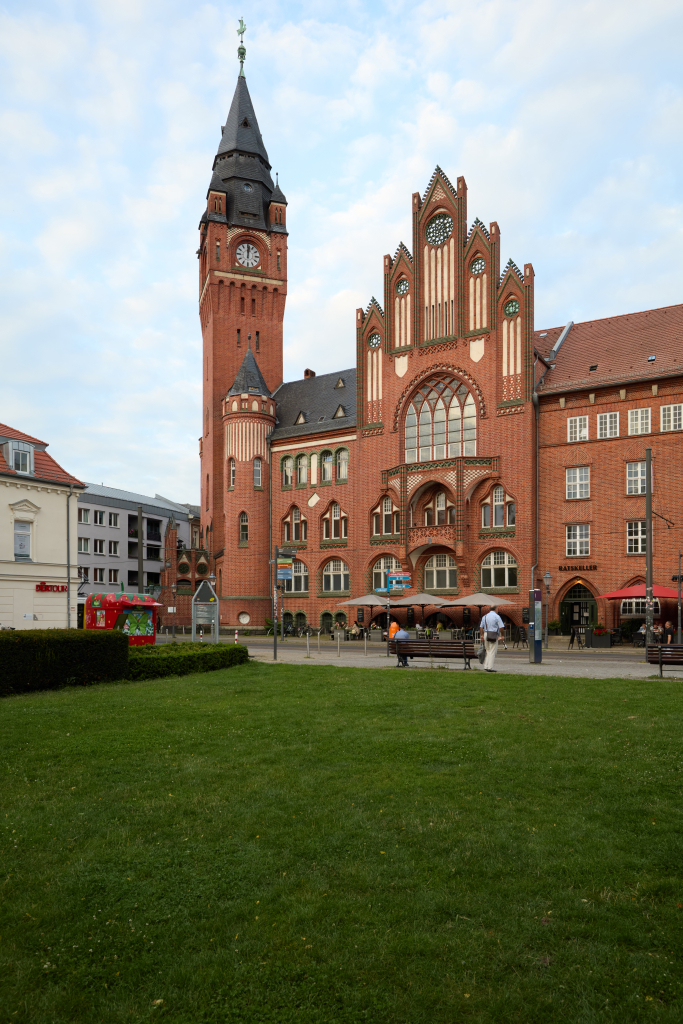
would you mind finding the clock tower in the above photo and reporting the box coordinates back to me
[199,22,287,614]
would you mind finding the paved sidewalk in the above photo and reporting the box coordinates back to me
[245,643,677,680]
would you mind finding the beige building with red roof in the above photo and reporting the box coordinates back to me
[0,423,84,630]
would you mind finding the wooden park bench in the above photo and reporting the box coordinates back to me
[646,643,683,677]
[388,638,479,670]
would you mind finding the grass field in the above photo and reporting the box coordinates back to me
[1,663,681,1023]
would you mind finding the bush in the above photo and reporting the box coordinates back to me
[0,629,129,697]
[127,643,249,681]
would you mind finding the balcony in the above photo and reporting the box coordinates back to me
[408,524,455,548]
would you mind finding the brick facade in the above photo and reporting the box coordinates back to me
[197,73,683,635]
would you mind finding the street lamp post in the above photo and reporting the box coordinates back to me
[543,571,552,650]
[171,582,177,641]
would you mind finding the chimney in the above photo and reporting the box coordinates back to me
[304,368,316,379]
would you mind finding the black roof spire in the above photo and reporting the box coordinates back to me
[227,347,271,398]
[215,76,270,167]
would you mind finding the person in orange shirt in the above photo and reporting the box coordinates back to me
[389,619,400,639]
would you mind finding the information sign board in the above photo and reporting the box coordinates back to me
[276,557,293,580]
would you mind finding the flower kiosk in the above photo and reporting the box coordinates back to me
[84,592,162,646]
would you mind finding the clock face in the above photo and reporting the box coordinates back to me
[236,242,260,268]
[368,333,381,349]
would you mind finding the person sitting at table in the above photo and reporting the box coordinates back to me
[350,621,360,638]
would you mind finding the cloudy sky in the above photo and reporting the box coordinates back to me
[1,0,681,501]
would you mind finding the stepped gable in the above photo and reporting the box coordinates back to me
[271,368,357,442]
[538,303,683,393]
[227,348,271,398]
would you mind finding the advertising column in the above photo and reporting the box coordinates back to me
[528,588,542,663]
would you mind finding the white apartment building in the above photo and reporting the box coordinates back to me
[0,423,84,630]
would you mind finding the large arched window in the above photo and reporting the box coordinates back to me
[323,559,349,592]
[405,377,477,462]
[481,551,517,588]
[373,555,403,591]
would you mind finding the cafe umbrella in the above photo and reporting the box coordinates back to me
[447,592,515,631]
[389,592,455,628]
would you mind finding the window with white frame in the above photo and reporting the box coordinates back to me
[566,466,590,499]
[373,555,402,591]
[109,541,119,556]
[254,458,262,488]
[93,567,105,583]
[336,449,349,480]
[493,486,505,526]
[422,491,454,527]
[627,521,646,554]
[93,539,105,555]
[109,512,119,528]
[567,416,588,442]
[598,412,619,438]
[283,506,307,543]
[323,502,347,540]
[78,566,89,582]
[404,376,476,462]
[424,554,457,590]
[507,501,516,526]
[109,569,119,584]
[481,551,517,588]
[284,559,309,592]
[296,454,307,485]
[566,524,590,556]
[628,408,650,435]
[14,521,31,560]
[282,457,293,487]
[321,451,333,482]
[372,496,399,535]
[661,404,682,432]
[239,512,248,542]
[383,496,393,534]
[93,510,104,526]
[323,558,349,592]
[621,598,659,615]
[78,537,89,554]
[481,502,491,528]
[229,458,236,488]
[627,461,647,495]
[78,508,90,524]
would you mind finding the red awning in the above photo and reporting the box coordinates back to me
[601,584,680,600]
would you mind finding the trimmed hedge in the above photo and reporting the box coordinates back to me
[127,643,249,680]
[0,629,129,697]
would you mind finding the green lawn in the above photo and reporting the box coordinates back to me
[1,664,681,1023]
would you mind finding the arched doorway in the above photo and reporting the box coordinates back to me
[294,611,307,630]
[560,583,598,634]
[320,612,333,634]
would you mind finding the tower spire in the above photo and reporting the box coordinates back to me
[237,18,246,78]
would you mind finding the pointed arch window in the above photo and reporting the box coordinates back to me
[404,377,477,462]
[283,507,307,543]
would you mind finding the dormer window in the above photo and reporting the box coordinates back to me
[3,440,34,476]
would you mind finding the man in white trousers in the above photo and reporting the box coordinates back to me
[480,608,505,672]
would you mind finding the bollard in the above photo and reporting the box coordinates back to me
[337,632,340,658]
[318,630,321,653]
[306,632,310,658]
[234,629,238,644]
[364,630,367,657]
[200,629,203,642]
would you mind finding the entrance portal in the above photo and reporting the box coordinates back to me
[560,583,597,634]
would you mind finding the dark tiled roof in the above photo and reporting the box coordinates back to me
[271,177,287,204]
[271,368,356,442]
[536,303,683,394]
[216,76,269,165]
[227,348,271,398]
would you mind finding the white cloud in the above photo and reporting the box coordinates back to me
[0,0,681,501]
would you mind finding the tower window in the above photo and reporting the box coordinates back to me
[216,240,220,260]
[256,331,260,351]
[229,459,235,488]
[237,329,241,346]
[254,458,262,488]
[239,512,249,543]
[277,250,281,271]
[241,295,245,314]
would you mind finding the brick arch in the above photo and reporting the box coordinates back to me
[392,365,486,432]
[364,551,405,594]
[555,576,599,603]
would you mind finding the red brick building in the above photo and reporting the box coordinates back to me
[196,69,683,635]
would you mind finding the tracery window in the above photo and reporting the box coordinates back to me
[323,559,349,592]
[372,496,399,535]
[283,507,307,543]
[372,556,403,592]
[322,502,348,540]
[424,554,457,590]
[481,551,517,588]
[405,377,477,462]
[422,490,455,527]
